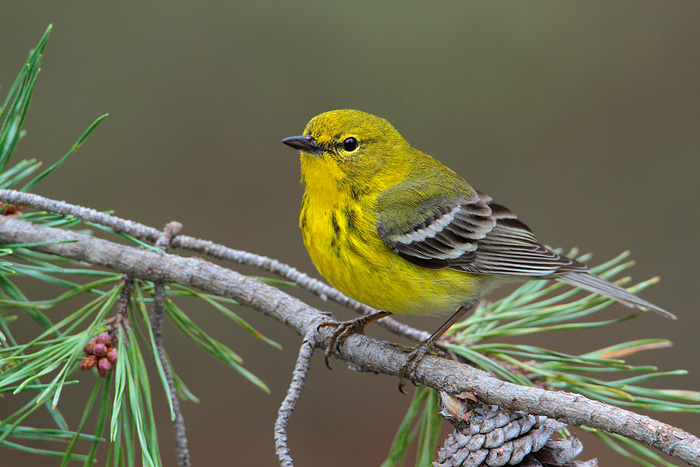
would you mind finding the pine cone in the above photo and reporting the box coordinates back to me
[434,393,596,467]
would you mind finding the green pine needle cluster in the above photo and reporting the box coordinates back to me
[0,26,280,465]
[1,25,696,467]
[383,251,699,466]
[450,249,699,415]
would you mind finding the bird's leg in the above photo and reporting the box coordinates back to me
[398,301,476,393]
[318,311,392,369]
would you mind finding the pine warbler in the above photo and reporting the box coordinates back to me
[283,109,673,381]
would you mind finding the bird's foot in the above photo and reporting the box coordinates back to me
[317,319,365,370]
[397,342,444,393]
[317,311,391,369]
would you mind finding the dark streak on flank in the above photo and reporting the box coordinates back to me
[331,211,341,236]
[300,196,308,230]
[349,184,371,201]
[345,206,357,232]
[330,236,341,257]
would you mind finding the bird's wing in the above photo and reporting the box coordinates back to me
[376,186,586,277]
[376,182,675,318]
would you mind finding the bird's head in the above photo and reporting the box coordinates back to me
[283,110,410,180]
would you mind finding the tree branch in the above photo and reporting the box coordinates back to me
[0,189,431,344]
[151,221,190,467]
[274,331,316,466]
[0,216,698,466]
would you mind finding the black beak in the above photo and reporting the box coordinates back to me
[282,135,326,155]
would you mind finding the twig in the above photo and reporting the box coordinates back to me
[105,275,134,333]
[0,216,697,465]
[154,222,182,251]
[150,222,189,467]
[0,189,430,343]
[274,331,317,467]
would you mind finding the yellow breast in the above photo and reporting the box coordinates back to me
[299,154,489,315]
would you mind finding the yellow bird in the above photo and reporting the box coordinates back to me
[283,109,673,380]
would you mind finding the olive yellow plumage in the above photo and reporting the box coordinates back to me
[282,110,673,328]
[295,120,494,315]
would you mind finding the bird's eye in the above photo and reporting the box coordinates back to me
[343,137,358,152]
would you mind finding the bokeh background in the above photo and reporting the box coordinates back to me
[1,2,699,466]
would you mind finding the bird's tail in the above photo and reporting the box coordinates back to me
[558,272,676,319]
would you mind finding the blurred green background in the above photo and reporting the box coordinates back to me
[1,2,699,465]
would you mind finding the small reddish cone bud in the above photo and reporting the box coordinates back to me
[84,337,98,354]
[106,346,118,364]
[80,355,97,370]
[97,357,112,377]
[93,343,108,357]
[96,332,112,346]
